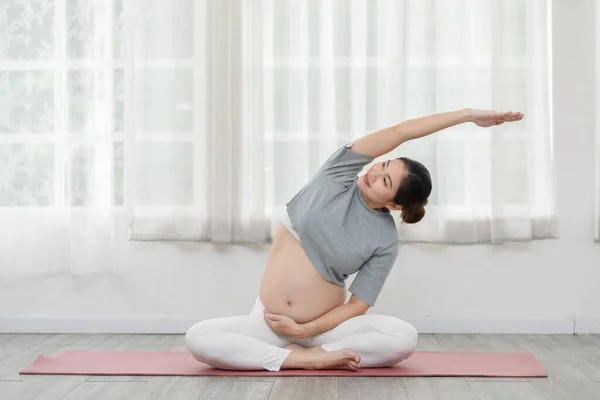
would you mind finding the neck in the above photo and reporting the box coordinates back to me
[359,188,388,211]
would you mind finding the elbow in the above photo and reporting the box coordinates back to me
[393,124,410,144]
[354,302,370,316]
[393,123,404,137]
[356,305,370,316]
[348,295,371,316]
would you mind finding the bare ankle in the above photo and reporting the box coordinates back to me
[307,346,326,354]
[281,347,319,370]
[280,345,360,371]
[284,344,306,351]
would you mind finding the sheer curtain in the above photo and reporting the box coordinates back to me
[0,1,557,276]
[0,0,128,275]
[128,0,556,245]
[126,0,269,243]
[255,0,555,244]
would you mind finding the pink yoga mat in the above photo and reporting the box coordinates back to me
[20,351,547,377]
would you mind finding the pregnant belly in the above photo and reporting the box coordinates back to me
[259,223,346,324]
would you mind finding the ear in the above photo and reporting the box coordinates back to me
[386,203,402,212]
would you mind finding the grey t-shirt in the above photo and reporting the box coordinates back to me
[286,142,400,306]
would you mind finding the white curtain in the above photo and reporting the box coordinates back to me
[0,1,556,275]
[125,0,269,243]
[0,0,128,274]
[128,0,556,245]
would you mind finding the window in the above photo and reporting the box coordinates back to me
[0,0,125,212]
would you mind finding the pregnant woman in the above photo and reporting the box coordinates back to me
[185,108,523,371]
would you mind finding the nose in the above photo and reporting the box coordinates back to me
[370,171,382,180]
[367,164,385,180]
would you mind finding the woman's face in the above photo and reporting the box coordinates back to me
[357,159,407,209]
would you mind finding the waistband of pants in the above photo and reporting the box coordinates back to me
[250,296,265,316]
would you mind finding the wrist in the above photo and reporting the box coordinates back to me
[462,108,474,123]
[298,323,312,338]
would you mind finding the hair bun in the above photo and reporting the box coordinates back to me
[401,203,426,224]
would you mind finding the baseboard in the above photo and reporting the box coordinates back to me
[0,316,589,334]
[0,316,200,334]
[407,317,575,334]
[574,318,600,334]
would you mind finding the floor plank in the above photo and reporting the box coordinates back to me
[579,334,600,347]
[131,376,212,400]
[485,334,563,362]
[337,377,408,400]
[530,360,600,400]
[0,334,17,346]
[468,381,549,400]
[432,334,469,352]
[415,334,443,351]
[433,334,500,353]
[544,343,600,381]
[0,376,90,400]
[0,380,21,397]
[548,334,594,347]
[401,377,433,400]
[200,380,273,400]
[210,376,277,382]
[268,377,337,400]
[60,381,146,400]
[0,334,57,362]
[402,377,478,400]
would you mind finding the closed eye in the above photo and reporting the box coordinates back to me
[384,161,393,189]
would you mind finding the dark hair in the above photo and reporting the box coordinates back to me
[394,157,432,224]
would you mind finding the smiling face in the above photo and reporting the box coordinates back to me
[357,158,408,211]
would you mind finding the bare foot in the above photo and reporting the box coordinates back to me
[310,347,361,371]
[281,346,361,371]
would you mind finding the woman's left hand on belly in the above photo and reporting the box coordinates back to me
[263,310,308,339]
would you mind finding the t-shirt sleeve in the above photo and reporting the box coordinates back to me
[318,142,375,185]
[348,241,399,307]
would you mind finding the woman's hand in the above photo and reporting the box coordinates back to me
[263,310,308,339]
[468,109,524,127]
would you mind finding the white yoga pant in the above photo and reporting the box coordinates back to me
[185,297,419,371]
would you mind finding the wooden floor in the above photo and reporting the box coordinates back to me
[0,334,599,399]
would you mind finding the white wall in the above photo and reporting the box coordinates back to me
[1,0,598,334]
